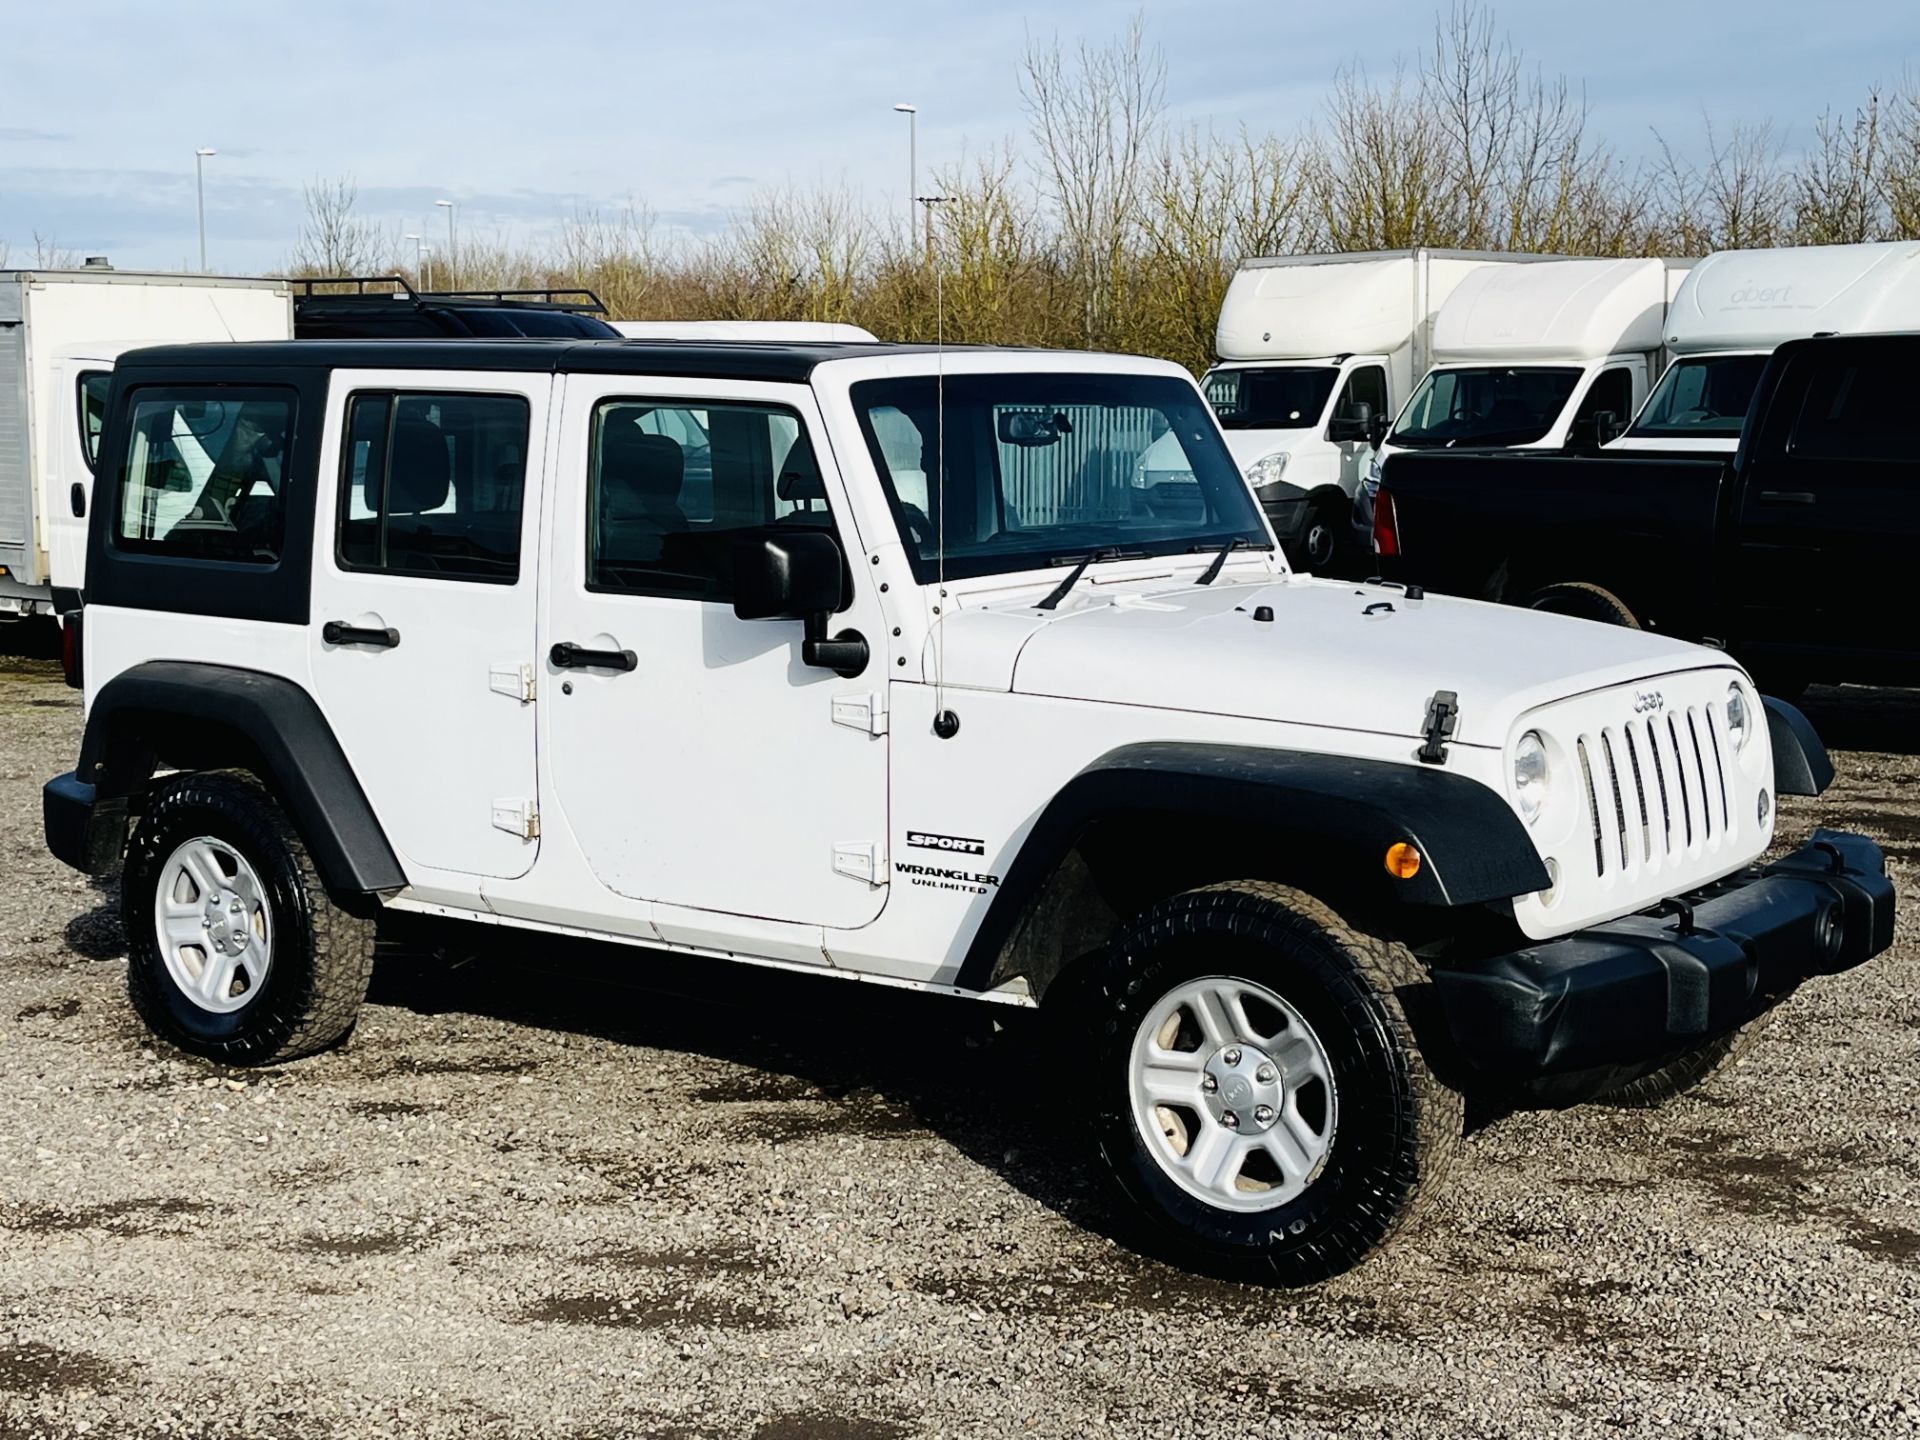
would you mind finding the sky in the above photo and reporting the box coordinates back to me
[1,0,1914,274]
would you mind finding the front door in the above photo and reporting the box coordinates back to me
[1734,338,1920,667]
[543,375,890,930]
[308,369,550,881]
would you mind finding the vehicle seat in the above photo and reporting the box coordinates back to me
[384,417,453,569]
[775,439,832,527]
[598,426,687,564]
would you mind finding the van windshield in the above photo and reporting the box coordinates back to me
[1389,366,1582,448]
[1202,367,1340,430]
[851,372,1269,584]
[1628,354,1768,439]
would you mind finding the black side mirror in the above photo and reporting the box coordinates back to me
[733,530,869,677]
[1591,409,1621,446]
[1366,409,1391,449]
[1327,401,1372,444]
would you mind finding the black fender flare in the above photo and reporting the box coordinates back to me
[953,741,1549,991]
[1763,696,1833,797]
[74,661,405,895]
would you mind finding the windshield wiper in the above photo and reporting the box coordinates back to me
[1036,547,1140,610]
[1193,537,1249,586]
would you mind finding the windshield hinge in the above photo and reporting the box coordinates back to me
[1418,690,1459,765]
[831,691,888,736]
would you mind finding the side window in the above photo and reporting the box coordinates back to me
[1335,366,1387,423]
[588,399,833,601]
[1789,352,1920,463]
[1574,367,1633,424]
[336,391,530,583]
[78,371,112,468]
[114,388,294,564]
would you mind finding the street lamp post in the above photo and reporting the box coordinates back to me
[194,148,216,271]
[892,104,926,262]
[434,199,457,289]
[404,234,433,290]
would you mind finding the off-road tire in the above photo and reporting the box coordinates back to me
[1594,1008,1778,1109]
[123,771,375,1064]
[1085,881,1462,1285]
[1526,581,1641,628]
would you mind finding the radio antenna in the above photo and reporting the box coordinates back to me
[920,194,959,740]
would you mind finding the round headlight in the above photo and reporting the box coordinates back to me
[1513,730,1550,824]
[1245,452,1290,490]
[1726,682,1752,751]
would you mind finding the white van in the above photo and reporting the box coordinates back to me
[1377,257,1681,464]
[1198,250,1534,567]
[0,267,293,618]
[1609,241,1920,453]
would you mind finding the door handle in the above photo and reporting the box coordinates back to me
[550,641,637,672]
[1755,490,1816,506]
[322,621,401,648]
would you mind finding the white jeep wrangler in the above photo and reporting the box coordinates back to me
[44,337,1894,1284]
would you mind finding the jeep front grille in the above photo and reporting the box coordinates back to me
[1571,703,1734,882]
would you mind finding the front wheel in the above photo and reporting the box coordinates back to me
[123,772,376,1065]
[1084,882,1461,1285]
[1525,581,1640,628]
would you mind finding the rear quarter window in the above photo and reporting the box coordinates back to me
[113,388,296,564]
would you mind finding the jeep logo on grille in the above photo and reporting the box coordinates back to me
[1633,690,1665,714]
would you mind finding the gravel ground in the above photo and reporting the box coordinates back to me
[0,648,1915,1439]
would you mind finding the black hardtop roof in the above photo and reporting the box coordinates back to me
[112,337,1038,383]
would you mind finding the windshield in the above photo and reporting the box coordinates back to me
[851,373,1270,584]
[1202,366,1340,430]
[1628,354,1769,439]
[1389,366,1582,448]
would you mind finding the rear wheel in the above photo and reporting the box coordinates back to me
[1083,882,1461,1285]
[123,772,375,1065]
[1526,582,1640,628]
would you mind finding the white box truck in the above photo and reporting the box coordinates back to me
[1609,240,1920,453]
[0,267,293,619]
[1377,257,1683,458]
[1196,249,1537,568]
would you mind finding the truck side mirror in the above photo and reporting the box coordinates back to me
[1327,401,1372,444]
[1591,409,1621,446]
[1366,409,1390,449]
[732,530,869,678]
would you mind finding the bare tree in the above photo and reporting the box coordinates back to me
[1653,120,1789,253]
[1019,12,1166,344]
[1309,59,1446,249]
[293,176,388,276]
[1884,71,1920,238]
[1791,98,1885,244]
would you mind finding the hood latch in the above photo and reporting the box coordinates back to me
[1418,690,1459,765]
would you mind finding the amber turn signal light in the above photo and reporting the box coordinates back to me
[1384,842,1422,880]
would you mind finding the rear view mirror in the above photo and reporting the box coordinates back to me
[732,530,868,677]
[1592,409,1621,446]
[997,410,1066,447]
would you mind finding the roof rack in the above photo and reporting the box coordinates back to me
[289,275,419,298]
[287,278,606,315]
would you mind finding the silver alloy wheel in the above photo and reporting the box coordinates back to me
[153,836,273,1015]
[1127,974,1338,1213]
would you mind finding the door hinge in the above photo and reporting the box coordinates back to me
[831,691,888,736]
[490,663,536,703]
[832,842,887,886]
[492,799,539,840]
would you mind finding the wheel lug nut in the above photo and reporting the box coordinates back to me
[229,901,242,914]
[1256,1064,1276,1084]
[1254,1105,1276,1126]
[1221,1110,1240,1129]
[1201,1074,1218,1093]
[1223,1048,1242,1066]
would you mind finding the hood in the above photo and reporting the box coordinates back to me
[930,574,1728,748]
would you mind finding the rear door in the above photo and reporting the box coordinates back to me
[307,368,551,881]
[1732,338,1920,664]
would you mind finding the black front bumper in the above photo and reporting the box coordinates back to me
[1259,493,1310,542]
[1433,830,1895,1078]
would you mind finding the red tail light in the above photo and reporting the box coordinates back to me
[1371,489,1400,557]
[60,609,83,690]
